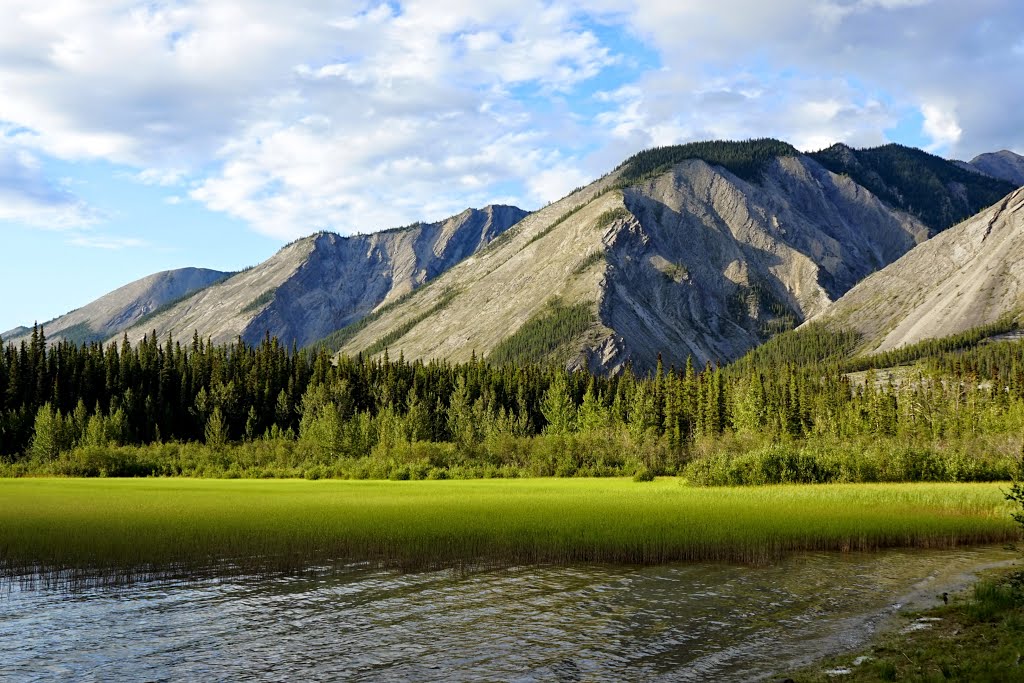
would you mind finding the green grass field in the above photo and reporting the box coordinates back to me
[1,478,1019,586]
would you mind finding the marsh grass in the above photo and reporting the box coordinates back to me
[1,479,1018,589]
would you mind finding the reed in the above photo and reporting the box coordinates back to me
[1,479,1017,588]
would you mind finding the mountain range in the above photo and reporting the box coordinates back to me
[4,141,1023,373]
[4,205,526,349]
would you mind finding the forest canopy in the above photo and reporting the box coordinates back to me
[3,322,1024,483]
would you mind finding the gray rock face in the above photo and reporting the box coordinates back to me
[333,154,932,373]
[4,268,229,345]
[967,150,1024,186]
[599,156,929,369]
[247,205,528,347]
[115,205,527,347]
[811,187,1024,353]
[1,326,30,340]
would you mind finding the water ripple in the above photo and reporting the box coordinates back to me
[0,547,1016,682]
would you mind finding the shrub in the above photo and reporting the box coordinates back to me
[632,468,655,482]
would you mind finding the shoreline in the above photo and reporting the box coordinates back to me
[788,558,1024,681]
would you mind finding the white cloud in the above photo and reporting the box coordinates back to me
[528,164,593,204]
[591,73,896,156]
[0,0,1022,244]
[578,0,1023,159]
[134,168,187,186]
[921,102,963,152]
[0,140,99,229]
[0,0,623,238]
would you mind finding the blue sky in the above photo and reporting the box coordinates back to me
[2,0,1022,333]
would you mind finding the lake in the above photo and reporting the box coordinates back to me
[1,546,1016,682]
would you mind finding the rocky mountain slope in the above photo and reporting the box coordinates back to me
[326,140,999,373]
[114,205,527,347]
[2,268,229,345]
[11,140,1016,374]
[808,143,1017,232]
[810,186,1024,353]
[963,150,1024,186]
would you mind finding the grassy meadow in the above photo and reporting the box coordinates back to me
[1,478,1019,587]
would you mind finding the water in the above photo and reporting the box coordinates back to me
[1,547,1017,682]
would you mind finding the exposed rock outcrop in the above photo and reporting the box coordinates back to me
[332,152,934,373]
[15,139,1018,376]
[811,187,1024,353]
[114,205,527,347]
[599,156,929,369]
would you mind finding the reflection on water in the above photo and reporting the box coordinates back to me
[0,547,1016,682]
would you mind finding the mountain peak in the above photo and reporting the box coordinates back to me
[809,143,1017,233]
[327,143,945,372]
[3,267,231,346]
[966,149,1024,186]
[112,204,528,348]
[617,138,800,185]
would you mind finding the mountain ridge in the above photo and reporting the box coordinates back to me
[113,204,528,348]
[9,139,1020,376]
[809,186,1024,353]
[964,150,1024,186]
[2,268,231,346]
[327,145,958,373]
[807,143,1017,232]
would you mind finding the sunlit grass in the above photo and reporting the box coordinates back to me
[0,478,1018,587]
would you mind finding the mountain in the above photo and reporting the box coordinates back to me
[2,268,230,346]
[809,186,1024,353]
[962,150,1024,186]
[11,140,1014,373]
[114,205,527,348]
[324,139,1011,373]
[808,143,1017,233]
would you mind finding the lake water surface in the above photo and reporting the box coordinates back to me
[1,546,1017,682]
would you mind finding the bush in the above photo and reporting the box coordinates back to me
[632,468,655,482]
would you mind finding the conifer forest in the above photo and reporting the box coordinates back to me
[3,322,1024,483]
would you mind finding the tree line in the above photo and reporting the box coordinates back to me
[3,323,1024,481]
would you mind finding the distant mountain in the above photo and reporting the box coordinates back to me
[961,150,1024,186]
[810,186,1024,353]
[326,139,998,373]
[114,205,527,347]
[808,143,1017,233]
[2,268,230,346]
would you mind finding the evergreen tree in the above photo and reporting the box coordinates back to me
[578,379,609,434]
[540,371,577,435]
[204,406,228,449]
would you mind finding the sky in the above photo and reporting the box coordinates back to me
[2,0,1023,332]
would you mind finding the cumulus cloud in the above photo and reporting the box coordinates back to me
[580,0,1024,158]
[0,1,620,238]
[0,1,1021,242]
[593,74,896,159]
[921,103,963,151]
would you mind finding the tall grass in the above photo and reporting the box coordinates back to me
[0,479,1017,588]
